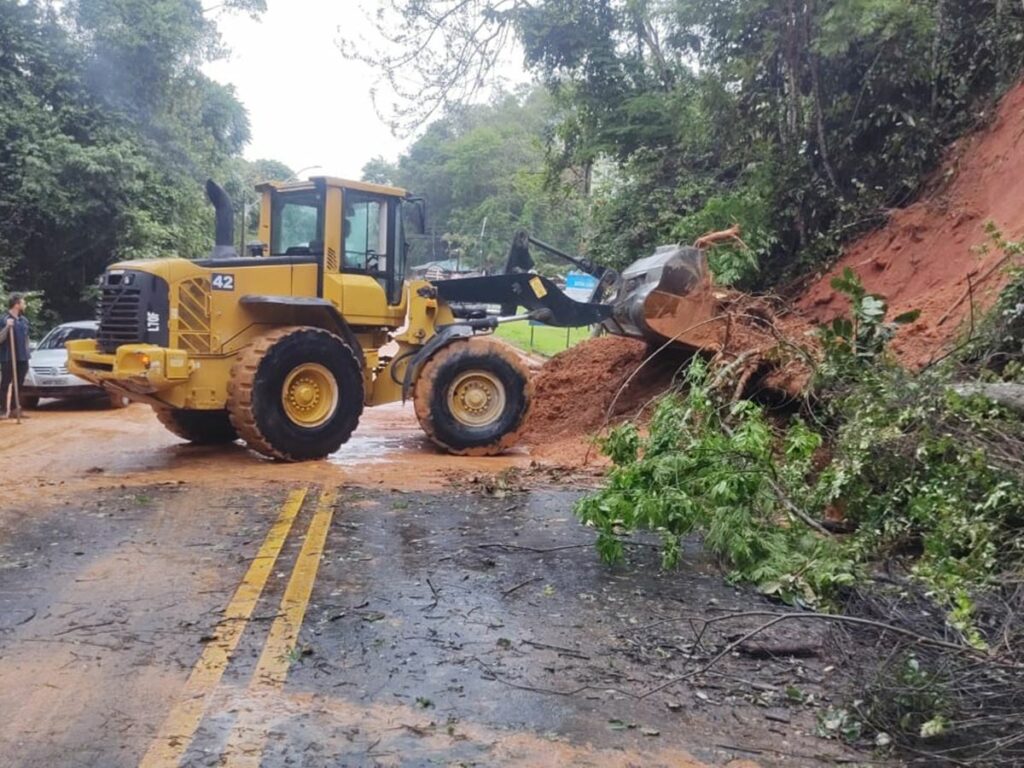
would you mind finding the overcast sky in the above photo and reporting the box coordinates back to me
[204,2,526,181]
[203,2,405,179]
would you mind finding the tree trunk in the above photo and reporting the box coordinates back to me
[804,0,840,192]
[953,383,1024,415]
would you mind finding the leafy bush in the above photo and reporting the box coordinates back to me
[962,226,1024,379]
[578,276,1024,639]
[577,359,855,606]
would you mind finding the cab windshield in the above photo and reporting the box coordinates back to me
[270,190,323,256]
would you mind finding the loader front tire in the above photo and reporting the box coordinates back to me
[227,326,363,461]
[154,408,238,444]
[414,337,532,456]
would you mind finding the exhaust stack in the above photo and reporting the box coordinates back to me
[206,180,237,259]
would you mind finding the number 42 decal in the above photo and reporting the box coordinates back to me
[211,273,235,291]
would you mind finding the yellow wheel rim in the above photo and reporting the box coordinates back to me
[281,363,338,428]
[447,371,506,428]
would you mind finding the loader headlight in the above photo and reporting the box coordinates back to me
[138,353,151,368]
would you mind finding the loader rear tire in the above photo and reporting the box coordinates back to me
[414,337,532,456]
[154,408,238,444]
[226,326,363,461]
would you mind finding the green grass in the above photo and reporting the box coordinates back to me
[494,321,591,357]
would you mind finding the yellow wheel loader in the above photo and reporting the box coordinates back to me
[66,177,615,461]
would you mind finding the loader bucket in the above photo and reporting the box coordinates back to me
[602,245,721,348]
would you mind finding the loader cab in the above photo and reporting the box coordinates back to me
[257,177,419,313]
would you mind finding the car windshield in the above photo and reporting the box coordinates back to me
[38,326,96,350]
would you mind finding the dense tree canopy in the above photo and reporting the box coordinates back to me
[350,0,1024,286]
[362,88,586,273]
[0,0,267,321]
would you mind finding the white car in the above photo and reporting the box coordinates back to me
[21,321,128,409]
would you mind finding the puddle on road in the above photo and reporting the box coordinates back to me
[327,431,424,465]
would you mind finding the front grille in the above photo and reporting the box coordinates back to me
[95,270,169,353]
[31,366,68,376]
[98,285,143,352]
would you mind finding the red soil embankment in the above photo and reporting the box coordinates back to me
[798,82,1024,367]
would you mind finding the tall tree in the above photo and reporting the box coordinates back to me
[372,88,587,273]
[0,0,267,320]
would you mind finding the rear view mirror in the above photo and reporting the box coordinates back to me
[404,196,427,236]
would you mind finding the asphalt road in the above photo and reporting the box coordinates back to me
[0,403,860,767]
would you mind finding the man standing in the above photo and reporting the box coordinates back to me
[0,294,31,419]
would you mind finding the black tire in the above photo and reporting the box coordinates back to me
[414,337,532,456]
[20,395,40,410]
[108,391,130,409]
[154,407,238,444]
[226,326,364,461]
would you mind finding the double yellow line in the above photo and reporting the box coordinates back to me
[139,487,337,768]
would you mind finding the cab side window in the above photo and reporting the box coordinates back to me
[270,191,322,256]
[343,194,388,272]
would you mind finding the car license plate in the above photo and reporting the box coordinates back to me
[40,377,63,386]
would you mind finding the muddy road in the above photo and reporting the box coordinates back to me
[0,403,860,767]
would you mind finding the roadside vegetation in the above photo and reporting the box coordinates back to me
[577,255,1024,763]
[0,0,285,323]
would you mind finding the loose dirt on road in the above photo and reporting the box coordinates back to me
[0,401,865,767]
[0,400,537,508]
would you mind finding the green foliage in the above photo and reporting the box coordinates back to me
[528,0,1024,284]
[817,268,920,378]
[577,359,854,605]
[578,288,1024,639]
[670,186,774,287]
[374,88,587,274]
[0,0,269,322]
[358,0,1024,289]
[962,225,1024,379]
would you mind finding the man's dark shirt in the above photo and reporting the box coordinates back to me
[0,312,30,363]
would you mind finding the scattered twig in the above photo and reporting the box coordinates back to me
[472,657,601,697]
[52,619,124,637]
[737,641,821,659]
[502,577,541,596]
[522,639,591,660]
[715,743,764,756]
[477,542,589,554]
[424,578,440,611]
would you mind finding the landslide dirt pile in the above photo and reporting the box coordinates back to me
[521,318,813,462]
[648,290,818,397]
[798,81,1024,367]
[521,336,680,455]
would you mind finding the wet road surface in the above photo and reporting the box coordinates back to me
[0,404,860,767]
